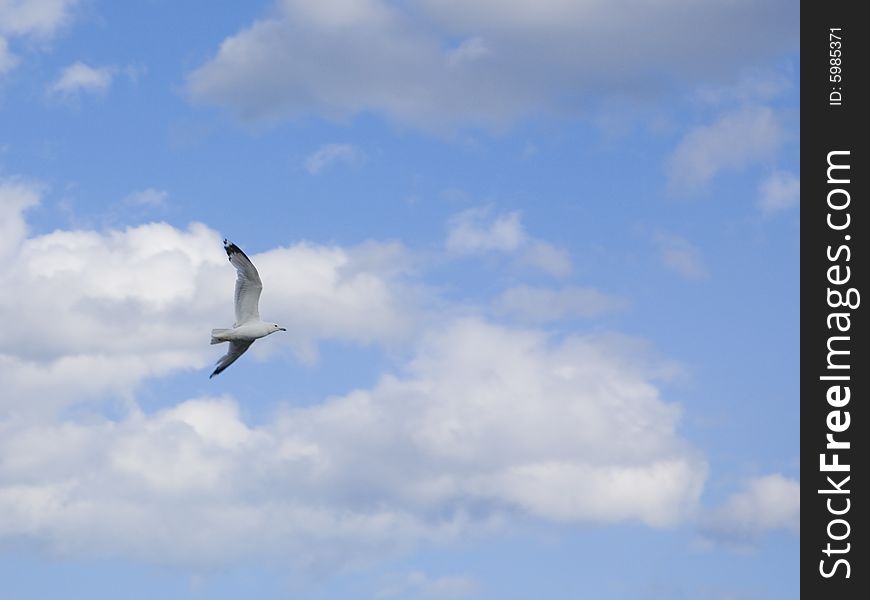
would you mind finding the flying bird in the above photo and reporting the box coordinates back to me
[210,239,286,378]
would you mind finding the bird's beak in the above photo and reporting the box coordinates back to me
[279,327,286,331]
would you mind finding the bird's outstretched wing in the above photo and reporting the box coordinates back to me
[210,340,255,378]
[224,239,263,325]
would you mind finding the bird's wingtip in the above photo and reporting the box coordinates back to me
[223,239,243,257]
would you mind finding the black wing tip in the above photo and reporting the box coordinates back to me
[223,239,249,260]
[224,239,241,257]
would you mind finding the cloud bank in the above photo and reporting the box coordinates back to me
[186,0,797,130]
[0,181,708,568]
[0,320,706,566]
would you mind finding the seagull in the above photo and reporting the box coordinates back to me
[210,239,286,378]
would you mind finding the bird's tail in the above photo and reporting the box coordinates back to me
[210,328,231,345]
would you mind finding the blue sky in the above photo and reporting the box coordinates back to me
[1,1,799,598]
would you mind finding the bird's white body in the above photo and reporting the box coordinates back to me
[209,239,285,378]
[211,321,283,343]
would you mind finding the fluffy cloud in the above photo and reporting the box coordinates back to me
[0,0,79,37]
[122,188,169,207]
[446,207,526,254]
[0,183,415,417]
[701,474,799,546]
[495,285,628,323]
[254,241,416,353]
[304,142,361,174]
[668,106,786,192]
[446,207,571,276]
[0,319,706,566]
[758,170,799,214]
[0,0,80,76]
[186,0,797,130]
[48,61,115,99]
[652,232,709,280]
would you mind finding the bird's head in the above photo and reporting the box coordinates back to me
[270,323,287,334]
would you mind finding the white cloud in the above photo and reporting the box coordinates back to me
[758,170,799,214]
[123,188,169,207]
[185,0,797,130]
[304,143,361,174]
[446,206,571,276]
[0,0,80,76]
[0,0,79,37]
[48,61,114,99]
[653,232,708,280]
[446,207,526,254]
[0,186,415,418]
[496,285,628,323]
[0,319,706,566]
[701,474,799,546]
[668,106,786,192]
[255,241,416,351]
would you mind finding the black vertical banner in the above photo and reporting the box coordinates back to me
[802,2,867,596]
